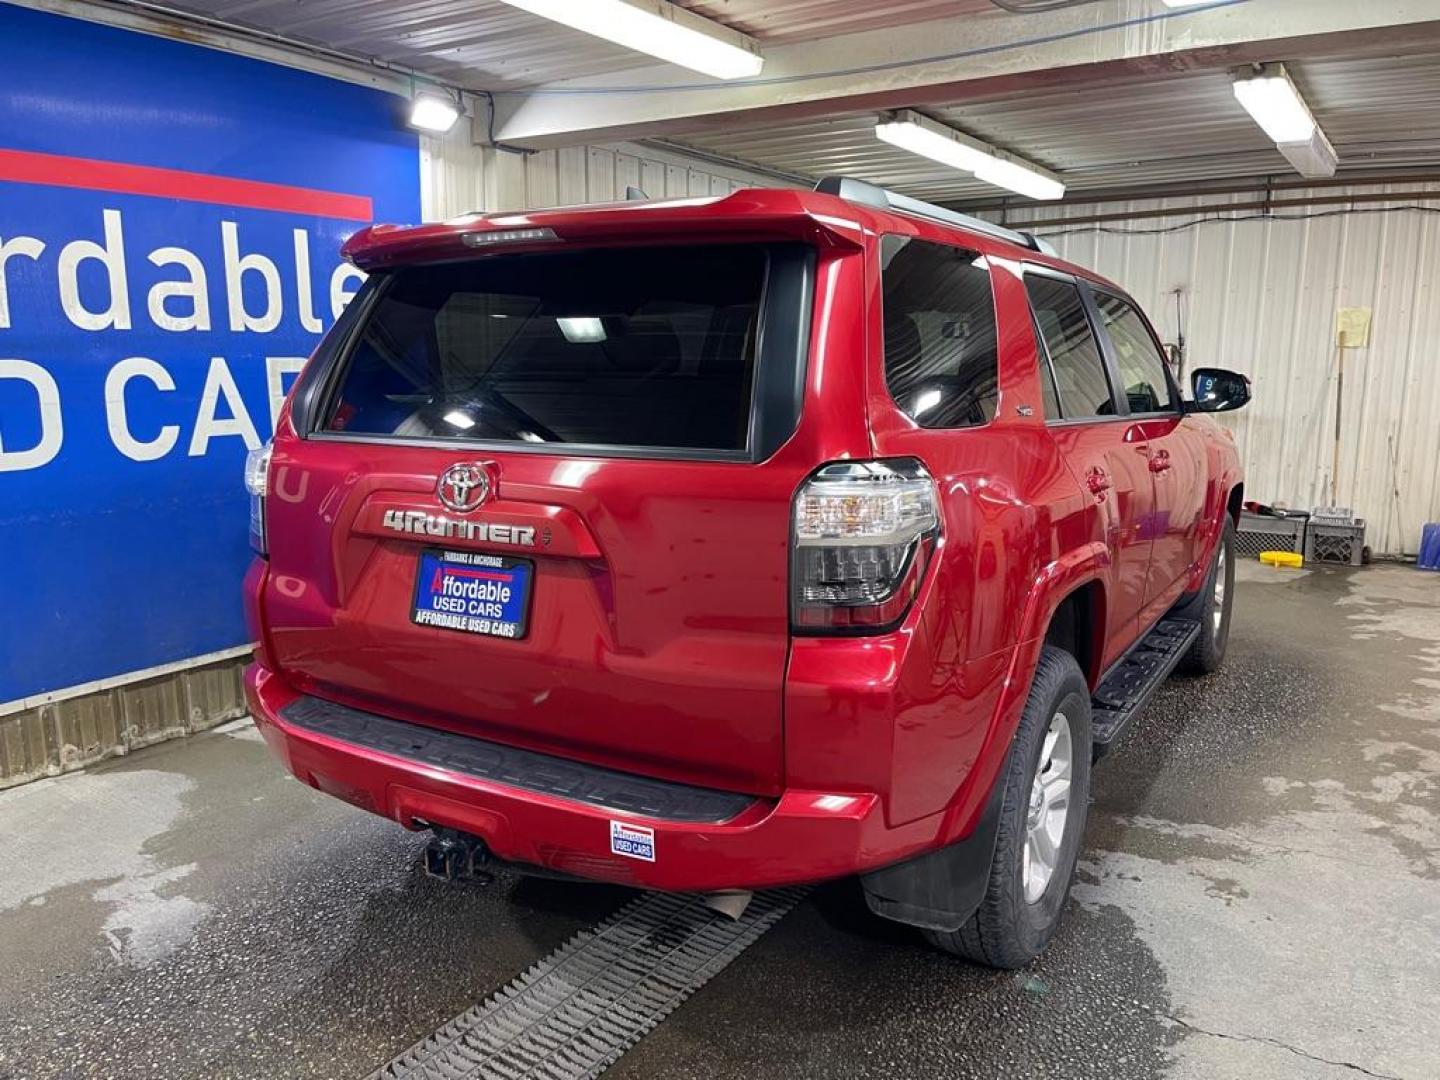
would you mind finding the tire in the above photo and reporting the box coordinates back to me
[922,646,1092,969]
[1175,519,1235,676]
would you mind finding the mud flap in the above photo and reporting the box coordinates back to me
[859,758,1010,933]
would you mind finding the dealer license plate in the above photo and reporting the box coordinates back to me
[411,549,532,640]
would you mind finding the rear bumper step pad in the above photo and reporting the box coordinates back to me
[279,695,757,825]
[1090,617,1201,756]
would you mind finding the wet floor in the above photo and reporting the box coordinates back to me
[1,563,1436,1080]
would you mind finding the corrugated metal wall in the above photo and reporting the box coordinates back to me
[1007,186,1440,557]
[420,125,786,220]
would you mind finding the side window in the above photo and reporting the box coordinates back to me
[1031,314,1062,420]
[1024,275,1114,419]
[880,235,999,429]
[1094,293,1176,413]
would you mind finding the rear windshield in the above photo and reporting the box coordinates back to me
[321,245,767,451]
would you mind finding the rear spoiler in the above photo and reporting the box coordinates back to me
[340,189,868,270]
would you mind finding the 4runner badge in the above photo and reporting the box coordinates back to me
[381,509,536,547]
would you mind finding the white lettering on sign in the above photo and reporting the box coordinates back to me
[222,221,283,334]
[292,229,323,334]
[0,234,45,330]
[0,208,370,470]
[0,358,63,472]
[147,246,211,332]
[330,263,365,319]
[265,356,307,430]
[189,356,260,457]
[58,208,131,331]
[105,357,179,462]
[1,210,362,336]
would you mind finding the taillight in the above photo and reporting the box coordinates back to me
[244,441,273,556]
[791,459,939,634]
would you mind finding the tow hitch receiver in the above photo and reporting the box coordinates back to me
[422,828,493,884]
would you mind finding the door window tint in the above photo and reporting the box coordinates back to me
[1095,293,1175,413]
[1025,276,1113,418]
[881,235,999,428]
[1032,315,1062,420]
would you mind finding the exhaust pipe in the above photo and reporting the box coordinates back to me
[422,828,493,885]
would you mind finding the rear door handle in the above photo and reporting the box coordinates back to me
[1086,467,1111,496]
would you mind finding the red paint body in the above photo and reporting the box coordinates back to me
[244,188,1242,891]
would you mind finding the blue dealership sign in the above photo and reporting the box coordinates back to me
[0,6,421,701]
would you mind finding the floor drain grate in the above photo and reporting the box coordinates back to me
[369,887,807,1080]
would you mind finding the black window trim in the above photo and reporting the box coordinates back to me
[288,271,388,437]
[1086,283,1183,419]
[1021,263,1124,428]
[878,231,1000,433]
[291,242,816,465]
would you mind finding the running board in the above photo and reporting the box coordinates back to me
[1090,617,1201,758]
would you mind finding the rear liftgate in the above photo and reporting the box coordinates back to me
[370,888,806,1080]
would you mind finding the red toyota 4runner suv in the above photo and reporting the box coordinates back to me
[243,177,1248,967]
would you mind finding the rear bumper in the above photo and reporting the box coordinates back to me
[245,662,942,891]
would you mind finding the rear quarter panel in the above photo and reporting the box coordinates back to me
[811,235,1107,827]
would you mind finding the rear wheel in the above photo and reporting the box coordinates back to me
[922,646,1091,968]
[1176,519,1235,676]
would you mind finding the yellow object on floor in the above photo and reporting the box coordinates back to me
[1260,550,1304,568]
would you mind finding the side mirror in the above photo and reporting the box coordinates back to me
[1187,367,1251,413]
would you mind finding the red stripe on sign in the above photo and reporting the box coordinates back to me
[0,148,373,221]
[443,569,515,582]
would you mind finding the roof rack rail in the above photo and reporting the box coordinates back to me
[813,175,1056,256]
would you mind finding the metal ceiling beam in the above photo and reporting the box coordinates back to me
[492,0,1440,149]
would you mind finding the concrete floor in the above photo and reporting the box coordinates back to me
[1,563,1436,1080]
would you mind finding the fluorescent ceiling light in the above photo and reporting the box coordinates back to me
[1278,126,1338,178]
[876,117,992,174]
[557,317,606,343]
[1159,0,1214,6]
[442,409,476,430]
[974,156,1065,203]
[875,110,1065,201]
[1233,63,1338,178]
[1233,64,1316,143]
[496,0,763,80]
[409,92,460,134]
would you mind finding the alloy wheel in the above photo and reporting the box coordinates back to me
[1023,710,1073,904]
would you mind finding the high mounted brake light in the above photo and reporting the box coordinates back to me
[461,227,559,248]
[791,459,939,633]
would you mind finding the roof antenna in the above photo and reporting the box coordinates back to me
[625,185,649,200]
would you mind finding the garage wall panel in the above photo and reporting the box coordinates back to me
[1014,187,1440,555]
[421,127,787,220]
